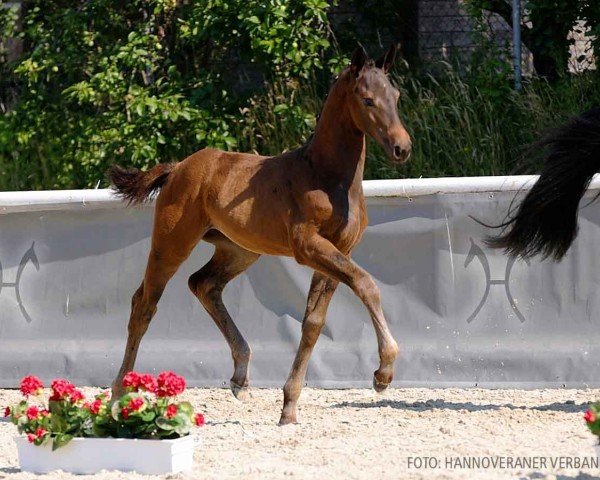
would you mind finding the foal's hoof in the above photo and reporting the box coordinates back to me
[230,381,251,402]
[278,414,298,426]
[373,375,390,393]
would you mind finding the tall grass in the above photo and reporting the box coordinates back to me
[235,65,600,180]
[3,64,598,190]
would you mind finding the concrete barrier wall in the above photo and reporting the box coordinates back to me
[1,176,599,388]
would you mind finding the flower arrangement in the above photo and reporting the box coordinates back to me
[4,371,205,451]
[585,405,600,440]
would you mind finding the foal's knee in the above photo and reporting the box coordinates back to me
[302,311,326,336]
[352,273,381,304]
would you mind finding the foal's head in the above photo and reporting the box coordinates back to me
[345,45,411,164]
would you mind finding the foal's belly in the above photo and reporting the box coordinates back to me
[210,221,294,257]
[207,199,294,257]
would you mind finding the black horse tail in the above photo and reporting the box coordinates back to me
[486,107,600,261]
[107,163,175,205]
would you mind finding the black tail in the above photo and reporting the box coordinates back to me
[106,163,175,205]
[486,107,600,261]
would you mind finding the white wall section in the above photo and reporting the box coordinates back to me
[1,176,599,388]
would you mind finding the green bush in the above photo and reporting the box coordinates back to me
[1,0,599,191]
[0,0,335,190]
[234,63,600,180]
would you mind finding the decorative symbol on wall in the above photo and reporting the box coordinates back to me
[464,238,529,323]
[0,242,40,323]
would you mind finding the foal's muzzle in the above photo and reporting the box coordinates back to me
[392,144,411,163]
[386,125,412,164]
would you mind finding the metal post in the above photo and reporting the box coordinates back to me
[512,0,522,91]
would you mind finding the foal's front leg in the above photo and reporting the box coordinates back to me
[280,272,338,425]
[291,231,399,394]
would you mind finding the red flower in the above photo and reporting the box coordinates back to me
[585,410,596,423]
[26,406,40,420]
[20,375,44,397]
[165,404,178,419]
[27,428,47,443]
[89,399,102,415]
[40,409,49,417]
[128,397,145,412]
[156,371,186,397]
[139,374,158,393]
[122,371,141,391]
[121,407,130,419]
[50,379,75,401]
[194,413,205,427]
[3,406,10,417]
[69,389,84,403]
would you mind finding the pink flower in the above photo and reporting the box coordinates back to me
[89,399,102,415]
[20,375,44,397]
[69,389,84,403]
[128,397,144,412]
[3,406,10,417]
[165,404,178,419]
[122,371,141,391]
[194,413,205,427]
[26,406,40,420]
[49,379,75,401]
[156,371,186,397]
[40,409,49,417]
[585,410,596,423]
[139,374,157,393]
[122,407,130,419]
[27,428,47,443]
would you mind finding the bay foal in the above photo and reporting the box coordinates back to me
[109,46,411,424]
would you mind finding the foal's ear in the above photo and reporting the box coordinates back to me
[375,44,398,74]
[350,46,368,77]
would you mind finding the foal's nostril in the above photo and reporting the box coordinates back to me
[394,145,402,159]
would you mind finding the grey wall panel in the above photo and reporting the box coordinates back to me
[1,179,600,387]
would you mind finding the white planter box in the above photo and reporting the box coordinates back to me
[15,435,199,474]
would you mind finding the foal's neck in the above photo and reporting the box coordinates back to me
[306,72,366,191]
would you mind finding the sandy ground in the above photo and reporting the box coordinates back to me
[1,387,600,480]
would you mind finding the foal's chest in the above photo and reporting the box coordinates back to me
[317,188,367,253]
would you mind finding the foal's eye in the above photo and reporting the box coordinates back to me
[362,98,375,107]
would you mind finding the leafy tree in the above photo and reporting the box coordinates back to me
[465,0,587,80]
[0,0,334,189]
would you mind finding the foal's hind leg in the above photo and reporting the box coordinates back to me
[188,232,260,401]
[112,195,207,397]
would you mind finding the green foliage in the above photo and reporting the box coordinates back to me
[1,0,600,190]
[9,396,92,450]
[586,404,600,437]
[0,0,335,190]
[465,0,600,79]
[6,376,204,449]
[394,68,600,179]
[233,60,600,180]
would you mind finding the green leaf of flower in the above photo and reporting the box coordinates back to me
[52,433,73,451]
[155,416,176,431]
